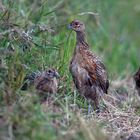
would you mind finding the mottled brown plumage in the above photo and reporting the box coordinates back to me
[69,20,109,112]
[134,67,140,96]
[21,68,59,94]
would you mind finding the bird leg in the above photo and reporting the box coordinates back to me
[88,101,91,114]
[87,100,94,114]
[94,98,100,113]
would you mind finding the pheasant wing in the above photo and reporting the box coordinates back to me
[82,50,109,94]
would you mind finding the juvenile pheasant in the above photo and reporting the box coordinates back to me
[134,67,140,96]
[21,68,59,94]
[69,20,109,112]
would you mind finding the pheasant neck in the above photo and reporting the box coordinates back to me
[76,31,89,49]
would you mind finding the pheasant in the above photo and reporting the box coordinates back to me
[68,20,109,112]
[21,68,59,94]
[134,67,140,96]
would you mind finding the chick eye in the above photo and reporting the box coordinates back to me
[48,70,52,73]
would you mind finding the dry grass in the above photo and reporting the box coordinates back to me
[38,76,140,140]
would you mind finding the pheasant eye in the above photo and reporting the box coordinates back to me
[75,22,79,25]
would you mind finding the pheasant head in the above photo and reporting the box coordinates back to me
[68,20,85,32]
[68,20,88,47]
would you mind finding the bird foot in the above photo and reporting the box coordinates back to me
[95,108,100,113]
[88,105,100,115]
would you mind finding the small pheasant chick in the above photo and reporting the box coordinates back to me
[21,69,59,94]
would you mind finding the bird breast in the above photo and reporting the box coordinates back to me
[70,58,89,88]
[34,78,58,93]
[44,78,58,93]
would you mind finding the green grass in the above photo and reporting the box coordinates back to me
[0,0,140,140]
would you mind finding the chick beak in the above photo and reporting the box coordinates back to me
[54,71,60,78]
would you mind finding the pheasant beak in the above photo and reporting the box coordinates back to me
[68,24,72,29]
